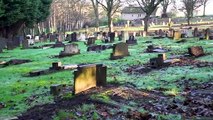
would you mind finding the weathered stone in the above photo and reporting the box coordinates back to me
[110,42,130,60]
[73,64,107,94]
[188,46,204,57]
[71,32,77,42]
[85,37,96,46]
[173,31,181,40]
[50,84,64,96]
[59,44,80,57]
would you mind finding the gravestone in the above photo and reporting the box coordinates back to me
[126,35,137,45]
[110,42,130,60]
[109,32,115,42]
[71,32,77,42]
[150,55,164,68]
[50,84,65,96]
[50,34,56,42]
[79,33,86,41]
[167,29,174,38]
[87,45,102,52]
[158,53,166,61]
[22,39,30,49]
[86,37,96,46]
[52,41,65,48]
[7,40,15,50]
[49,62,64,70]
[66,34,71,41]
[188,46,204,57]
[173,31,181,40]
[194,28,199,37]
[59,44,80,57]
[118,31,123,41]
[102,32,109,43]
[73,64,107,94]
[34,36,40,42]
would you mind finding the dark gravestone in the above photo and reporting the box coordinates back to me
[86,37,96,46]
[22,39,29,49]
[150,57,164,68]
[126,35,137,45]
[188,46,204,57]
[59,44,80,57]
[102,32,109,43]
[87,45,102,52]
[118,31,124,41]
[50,84,65,96]
[7,40,16,50]
[109,32,115,42]
[73,64,107,94]
[71,32,77,42]
[110,42,130,60]
[66,34,71,41]
[50,34,56,42]
[194,28,199,37]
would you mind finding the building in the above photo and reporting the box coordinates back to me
[121,6,158,21]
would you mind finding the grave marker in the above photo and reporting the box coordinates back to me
[59,44,80,57]
[73,64,107,94]
[110,42,130,60]
[188,46,204,57]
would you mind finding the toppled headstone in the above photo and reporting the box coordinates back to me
[150,57,164,68]
[6,59,31,66]
[188,46,204,57]
[59,44,80,57]
[110,42,130,60]
[73,64,107,94]
[146,45,168,53]
[126,35,137,45]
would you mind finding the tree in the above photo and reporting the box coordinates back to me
[97,0,122,32]
[161,0,174,18]
[91,0,99,29]
[180,0,203,25]
[0,0,52,39]
[130,0,163,32]
[201,0,209,16]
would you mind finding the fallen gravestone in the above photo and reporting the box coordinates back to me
[59,44,80,57]
[29,62,77,77]
[188,46,204,57]
[126,35,137,45]
[1,59,32,67]
[110,42,130,60]
[73,64,107,94]
[146,45,169,53]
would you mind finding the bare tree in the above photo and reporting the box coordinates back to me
[201,0,209,16]
[129,0,163,32]
[180,0,203,25]
[91,0,100,29]
[161,0,174,18]
[97,0,122,32]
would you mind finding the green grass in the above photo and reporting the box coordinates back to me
[0,36,213,119]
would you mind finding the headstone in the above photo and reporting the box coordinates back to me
[150,57,164,68]
[79,33,86,41]
[73,64,107,94]
[50,84,64,96]
[194,28,199,37]
[173,31,181,40]
[22,39,29,49]
[110,42,130,60]
[52,41,65,48]
[102,32,109,43]
[71,32,77,42]
[188,46,204,57]
[86,37,96,46]
[205,28,212,40]
[124,31,129,41]
[167,29,174,38]
[50,34,56,42]
[59,44,80,57]
[49,62,64,70]
[109,32,115,42]
[66,34,71,41]
[126,35,137,45]
[158,53,166,61]
[34,36,40,42]
[87,45,102,52]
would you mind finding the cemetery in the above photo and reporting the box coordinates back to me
[0,0,213,120]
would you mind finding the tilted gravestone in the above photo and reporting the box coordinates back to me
[73,64,107,94]
[110,42,130,60]
[126,35,137,45]
[188,46,204,57]
[59,44,80,57]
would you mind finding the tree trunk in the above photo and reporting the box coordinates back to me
[144,16,150,32]
[203,4,206,16]
[107,13,112,32]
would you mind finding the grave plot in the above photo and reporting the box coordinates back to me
[125,53,213,75]
[28,62,77,77]
[0,59,32,67]
[145,45,170,53]
[58,44,80,58]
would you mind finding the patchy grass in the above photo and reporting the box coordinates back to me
[0,36,213,119]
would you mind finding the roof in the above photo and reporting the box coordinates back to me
[121,7,144,14]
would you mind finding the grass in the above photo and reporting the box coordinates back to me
[0,36,213,119]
